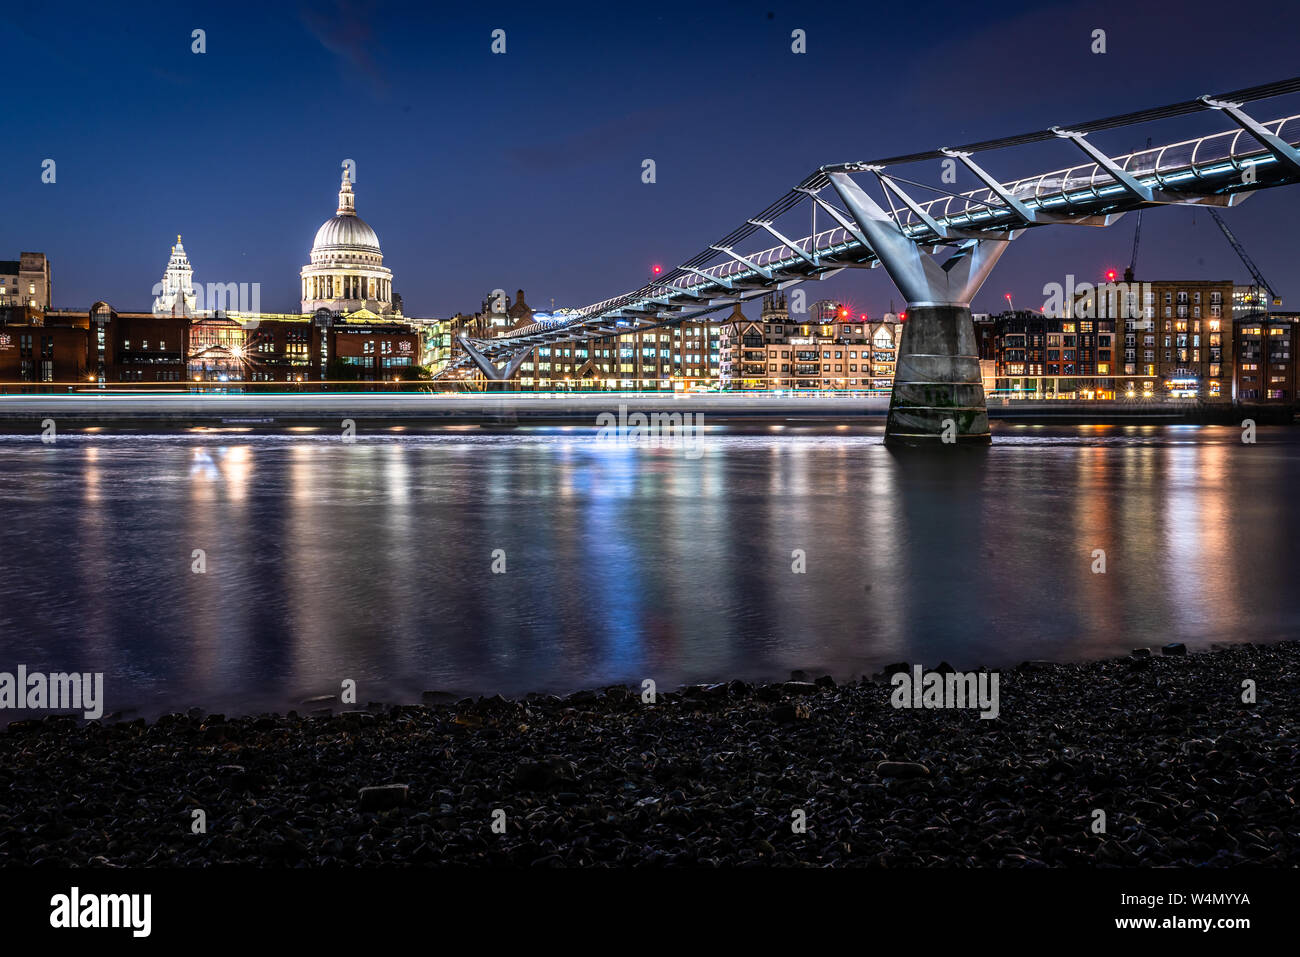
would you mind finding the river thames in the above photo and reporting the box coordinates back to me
[1,423,1296,719]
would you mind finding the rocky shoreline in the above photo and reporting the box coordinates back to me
[1,642,1296,867]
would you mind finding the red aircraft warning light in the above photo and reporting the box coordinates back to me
[1105,269,1117,282]
[651,264,662,275]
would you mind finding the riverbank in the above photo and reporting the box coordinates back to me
[1,642,1294,867]
[0,391,1292,431]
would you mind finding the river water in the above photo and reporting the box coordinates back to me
[1,424,1296,718]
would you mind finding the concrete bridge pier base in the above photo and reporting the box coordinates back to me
[826,171,1011,447]
[886,304,989,446]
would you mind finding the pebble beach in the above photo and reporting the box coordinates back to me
[1,642,1295,867]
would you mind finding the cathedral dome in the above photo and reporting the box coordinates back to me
[308,170,382,261]
[300,167,397,315]
[312,214,380,255]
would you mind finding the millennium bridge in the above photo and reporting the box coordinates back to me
[447,77,1300,446]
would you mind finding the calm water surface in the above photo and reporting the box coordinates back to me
[1,424,1297,718]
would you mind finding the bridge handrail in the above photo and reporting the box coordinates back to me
[896,115,1299,229]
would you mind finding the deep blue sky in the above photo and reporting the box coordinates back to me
[6,0,1300,317]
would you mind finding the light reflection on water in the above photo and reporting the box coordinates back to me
[0,423,1296,719]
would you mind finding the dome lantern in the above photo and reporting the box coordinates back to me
[337,168,356,216]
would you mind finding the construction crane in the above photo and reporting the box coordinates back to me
[1206,209,1282,308]
[1124,211,1143,282]
[1123,139,1152,283]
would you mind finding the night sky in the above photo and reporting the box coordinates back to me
[6,0,1300,317]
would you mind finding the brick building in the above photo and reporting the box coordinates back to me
[0,309,87,383]
[1144,280,1234,399]
[719,293,899,390]
[0,302,422,385]
[1234,313,1297,402]
[984,278,1238,400]
[983,310,1135,399]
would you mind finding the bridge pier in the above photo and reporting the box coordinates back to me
[888,304,989,446]
[828,171,1010,446]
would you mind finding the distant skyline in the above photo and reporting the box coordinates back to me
[5,0,1300,317]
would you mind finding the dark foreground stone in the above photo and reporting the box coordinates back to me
[1,642,1296,867]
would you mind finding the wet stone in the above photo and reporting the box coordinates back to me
[772,702,811,722]
[876,761,931,779]
[781,682,819,696]
[358,784,409,811]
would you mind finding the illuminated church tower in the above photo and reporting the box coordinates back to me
[153,235,198,316]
